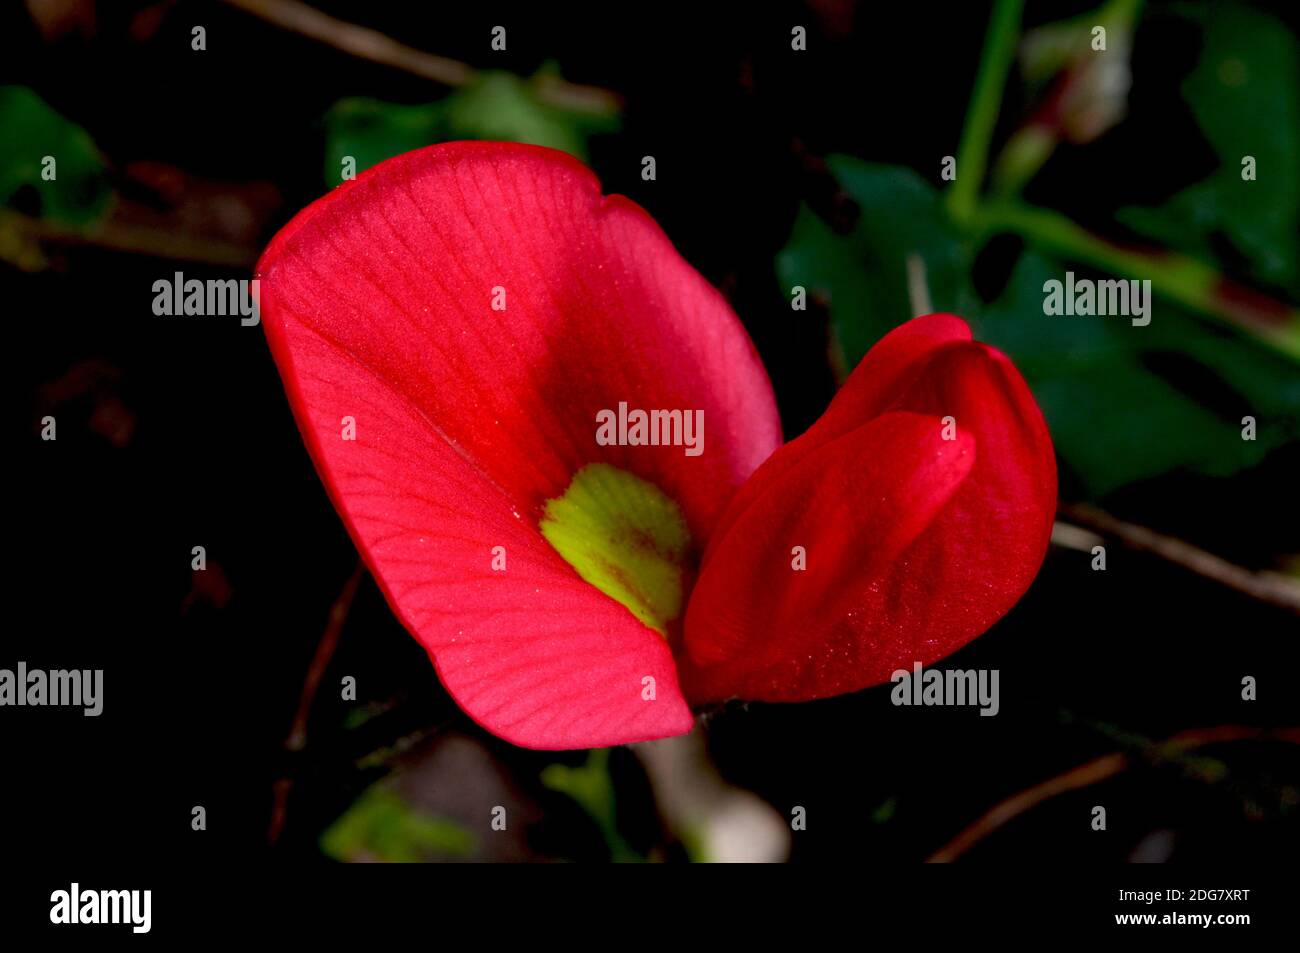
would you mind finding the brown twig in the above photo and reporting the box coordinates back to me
[927,725,1300,862]
[1056,504,1300,615]
[286,559,366,751]
[1,208,257,268]
[268,558,366,844]
[222,0,623,116]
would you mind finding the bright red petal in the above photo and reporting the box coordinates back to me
[703,313,971,550]
[682,316,1056,703]
[256,142,780,748]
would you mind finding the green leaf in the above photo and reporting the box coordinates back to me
[776,157,976,372]
[319,785,476,862]
[973,251,1282,494]
[440,70,617,159]
[779,157,1300,495]
[322,97,446,187]
[1117,5,1300,292]
[0,85,111,225]
[323,68,620,186]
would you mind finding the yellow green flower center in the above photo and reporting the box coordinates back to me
[540,463,692,638]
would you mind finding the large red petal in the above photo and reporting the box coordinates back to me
[256,142,780,748]
[682,318,1056,703]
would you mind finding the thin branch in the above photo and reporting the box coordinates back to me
[268,559,366,844]
[223,0,623,116]
[1,208,257,268]
[286,559,366,751]
[1058,504,1300,615]
[1049,520,1103,553]
[928,725,1300,862]
[972,199,1300,360]
[904,252,933,317]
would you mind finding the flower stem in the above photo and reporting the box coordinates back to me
[972,199,1300,359]
[945,0,1025,225]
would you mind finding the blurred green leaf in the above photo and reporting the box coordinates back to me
[779,156,1300,495]
[872,796,898,824]
[776,158,976,371]
[320,785,475,862]
[1117,5,1300,293]
[323,98,444,187]
[973,250,1290,493]
[441,70,617,158]
[323,67,620,185]
[0,85,111,225]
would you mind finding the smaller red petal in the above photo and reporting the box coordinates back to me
[681,411,976,701]
[703,313,972,553]
[681,315,1056,704]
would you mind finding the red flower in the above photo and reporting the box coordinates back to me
[256,142,1056,750]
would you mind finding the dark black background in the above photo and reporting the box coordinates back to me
[4,0,1298,884]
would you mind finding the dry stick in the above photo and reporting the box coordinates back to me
[268,559,366,845]
[2,209,257,268]
[1057,503,1300,616]
[222,0,623,116]
[286,559,366,750]
[1049,519,1104,553]
[927,725,1300,862]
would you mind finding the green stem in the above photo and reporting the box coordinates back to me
[945,0,1025,225]
[972,200,1300,359]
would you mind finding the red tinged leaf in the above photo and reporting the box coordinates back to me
[681,315,1057,703]
[256,142,781,748]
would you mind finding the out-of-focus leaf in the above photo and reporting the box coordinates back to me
[323,68,620,185]
[323,98,445,187]
[1117,5,1300,292]
[776,157,976,372]
[972,250,1291,494]
[320,784,475,862]
[779,157,1300,495]
[440,70,618,159]
[872,797,898,824]
[0,85,110,225]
